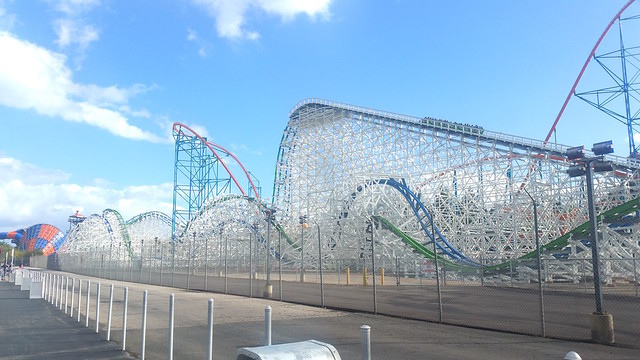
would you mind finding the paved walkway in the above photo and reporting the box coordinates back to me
[0,280,134,359]
[2,270,640,359]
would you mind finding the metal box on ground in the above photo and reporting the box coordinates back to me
[236,340,341,360]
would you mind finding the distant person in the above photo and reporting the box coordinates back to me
[1,263,6,281]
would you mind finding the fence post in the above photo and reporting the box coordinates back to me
[122,287,128,352]
[141,290,148,360]
[168,294,175,360]
[395,256,400,286]
[633,253,638,298]
[347,267,350,286]
[207,298,214,360]
[360,325,371,360]
[107,284,114,341]
[265,305,272,346]
[160,244,164,286]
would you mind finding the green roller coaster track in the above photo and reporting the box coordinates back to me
[103,209,134,260]
[375,196,640,274]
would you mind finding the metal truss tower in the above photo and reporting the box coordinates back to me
[575,7,640,158]
[172,123,262,238]
[172,124,233,236]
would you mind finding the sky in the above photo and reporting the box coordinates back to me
[0,0,637,232]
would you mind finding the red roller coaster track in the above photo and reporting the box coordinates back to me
[544,0,635,146]
[172,122,260,201]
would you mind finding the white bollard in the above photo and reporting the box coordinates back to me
[64,277,69,314]
[565,351,582,360]
[361,325,371,360]
[169,294,175,360]
[49,275,58,305]
[122,287,128,351]
[70,278,75,318]
[57,275,62,308]
[107,284,114,341]
[207,298,214,360]
[60,276,64,309]
[85,280,91,328]
[77,280,83,322]
[43,274,48,301]
[265,305,272,346]
[95,283,101,333]
[141,290,148,360]
[50,274,55,303]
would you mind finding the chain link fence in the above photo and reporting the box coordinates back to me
[55,246,640,348]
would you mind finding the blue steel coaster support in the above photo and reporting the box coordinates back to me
[172,126,231,237]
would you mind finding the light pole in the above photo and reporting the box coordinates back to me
[264,208,276,298]
[565,141,615,344]
[523,187,545,337]
[299,215,307,282]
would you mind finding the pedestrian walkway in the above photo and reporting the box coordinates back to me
[0,280,134,360]
[4,270,640,359]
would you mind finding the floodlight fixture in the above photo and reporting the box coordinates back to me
[592,140,614,156]
[566,146,585,160]
[593,160,614,173]
[567,164,586,177]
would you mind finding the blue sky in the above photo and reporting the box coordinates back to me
[0,0,637,232]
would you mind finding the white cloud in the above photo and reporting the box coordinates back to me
[54,18,99,49]
[192,0,332,40]
[0,1,17,30]
[0,156,173,231]
[51,0,101,16]
[49,0,101,67]
[0,31,165,142]
[186,28,212,57]
[187,28,198,41]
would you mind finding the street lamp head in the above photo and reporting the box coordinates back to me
[567,164,587,177]
[593,160,614,173]
[566,146,585,160]
[592,140,613,156]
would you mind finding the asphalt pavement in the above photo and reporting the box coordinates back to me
[2,270,639,359]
